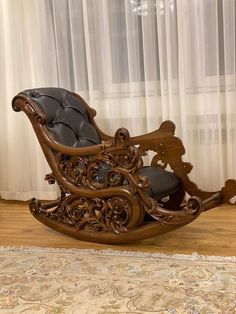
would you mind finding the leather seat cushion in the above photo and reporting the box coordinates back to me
[138,166,181,200]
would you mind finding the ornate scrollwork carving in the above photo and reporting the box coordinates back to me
[55,154,88,186]
[142,195,203,225]
[53,128,146,192]
[29,195,131,234]
[29,198,47,216]
[45,173,56,185]
[113,128,130,145]
[55,151,148,193]
[144,198,174,223]
[151,155,168,170]
[137,134,219,200]
[185,196,204,214]
[12,98,46,124]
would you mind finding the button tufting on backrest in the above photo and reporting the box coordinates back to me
[22,88,101,147]
[29,91,40,98]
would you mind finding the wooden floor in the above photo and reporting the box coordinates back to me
[1,199,236,256]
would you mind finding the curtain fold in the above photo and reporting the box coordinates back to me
[0,0,236,200]
[0,0,59,200]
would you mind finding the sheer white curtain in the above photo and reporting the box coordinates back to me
[0,0,58,200]
[0,0,235,200]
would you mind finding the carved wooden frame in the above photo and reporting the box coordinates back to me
[12,91,236,244]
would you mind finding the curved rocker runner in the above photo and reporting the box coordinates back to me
[12,88,236,244]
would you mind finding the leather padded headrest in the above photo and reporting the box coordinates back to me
[22,88,101,147]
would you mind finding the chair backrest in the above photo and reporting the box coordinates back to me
[21,88,101,147]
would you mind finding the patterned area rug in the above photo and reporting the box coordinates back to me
[0,247,236,314]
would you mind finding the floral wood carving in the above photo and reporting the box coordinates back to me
[30,195,130,234]
[137,130,219,200]
[53,128,148,192]
[29,189,204,236]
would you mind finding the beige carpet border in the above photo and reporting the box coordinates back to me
[1,245,236,262]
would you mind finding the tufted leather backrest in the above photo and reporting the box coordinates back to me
[22,88,101,147]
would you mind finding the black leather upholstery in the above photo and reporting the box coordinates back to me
[138,167,181,200]
[22,88,101,147]
[23,87,181,199]
[97,164,181,200]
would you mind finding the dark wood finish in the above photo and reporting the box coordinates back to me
[12,91,236,244]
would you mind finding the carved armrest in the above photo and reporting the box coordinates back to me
[129,121,225,203]
[130,120,176,145]
[95,120,185,173]
[43,126,148,193]
[129,120,188,177]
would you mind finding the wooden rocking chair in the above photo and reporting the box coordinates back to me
[12,88,236,244]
